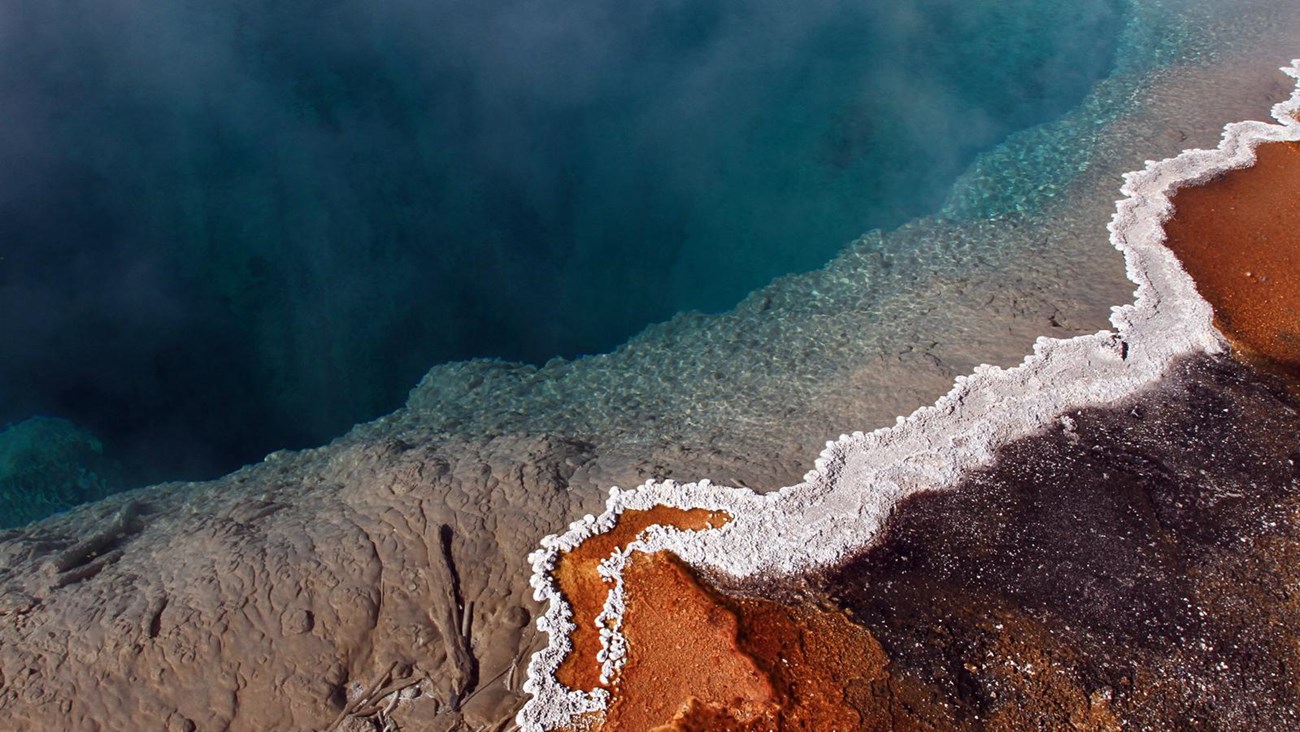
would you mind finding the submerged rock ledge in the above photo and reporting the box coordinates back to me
[518,61,1300,731]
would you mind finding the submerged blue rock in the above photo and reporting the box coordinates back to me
[0,417,121,528]
[2,0,1127,513]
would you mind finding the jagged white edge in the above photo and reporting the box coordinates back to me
[593,551,628,685]
[516,60,1300,732]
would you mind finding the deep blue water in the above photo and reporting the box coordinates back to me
[0,0,1124,517]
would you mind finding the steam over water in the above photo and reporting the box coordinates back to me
[2,1,1128,516]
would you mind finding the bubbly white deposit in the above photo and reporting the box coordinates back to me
[517,61,1300,731]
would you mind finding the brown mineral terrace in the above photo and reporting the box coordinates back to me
[824,356,1300,730]
[1164,140,1300,381]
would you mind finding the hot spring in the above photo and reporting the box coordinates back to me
[2,0,1134,522]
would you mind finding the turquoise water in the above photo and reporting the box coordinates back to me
[0,0,1140,523]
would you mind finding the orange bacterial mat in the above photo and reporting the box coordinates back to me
[1163,141,1300,378]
